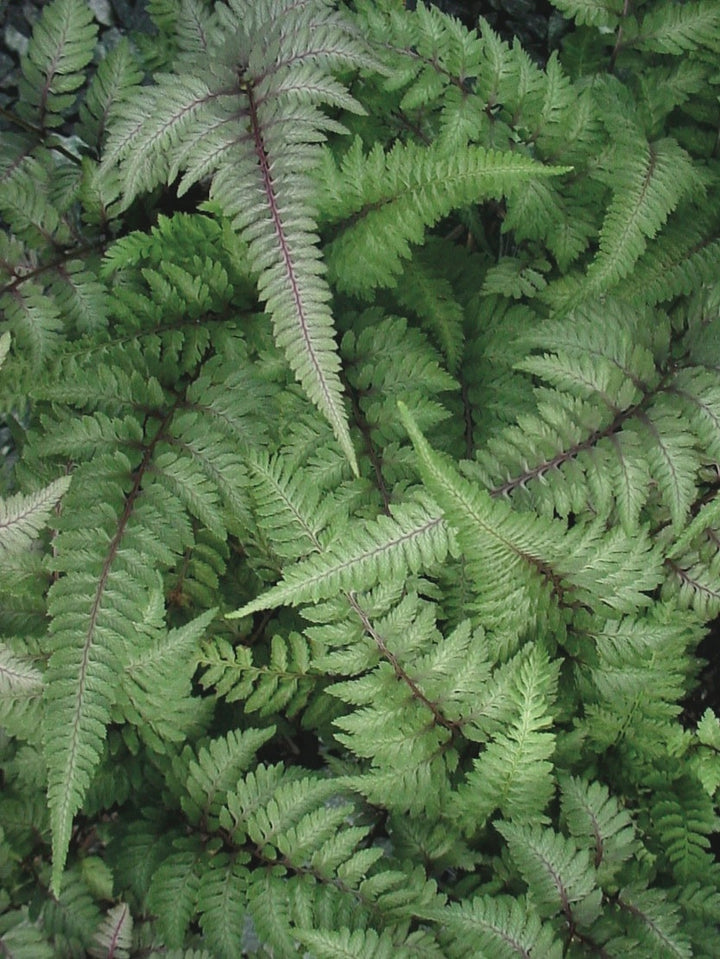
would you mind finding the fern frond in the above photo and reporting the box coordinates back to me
[475,301,719,533]
[43,443,201,891]
[0,911,54,959]
[622,201,720,304]
[221,765,342,853]
[561,136,702,304]
[576,610,702,757]
[0,642,43,699]
[41,869,102,954]
[319,137,570,294]
[399,402,567,633]
[201,632,314,718]
[0,476,70,556]
[117,606,216,750]
[547,0,623,30]
[649,777,717,883]
[196,855,249,959]
[229,494,452,617]
[103,0,377,472]
[88,904,133,959]
[17,0,97,129]
[440,895,563,959]
[693,709,720,799]
[296,927,409,959]
[245,451,325,560]
[390,241,465,372]
[342,311,457,449]
[636,1,720,55]
[559,775,636,882]
[78,39,143,151]
[451,646,558,831]
[615,884,692,959]
[178,726,277,829]
[497,822,601,925]
[147,840,204,948]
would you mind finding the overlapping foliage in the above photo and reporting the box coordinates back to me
[1,0,719,955]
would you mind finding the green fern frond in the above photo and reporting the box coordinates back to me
[103,0,377,472]
[576,610,702,756]
[623,201,720,304]
[228,494,452,618]
[636,1,720,55]
[245,451,325,560]
[0,476,70,556]
[649,777,717,883]
[196,855,249,959]
[221,765,342,852]
[474,301,719,533]
[390,241,465,372]
[17,0,97,129]
[0,642,43,699]
[559,136,702,305]
[201,632,314,718]
[77,40,143,151]
[615,884,692,959]
[41,869,102,954]
[0,911,55,959]
[440,895,563,959]
[342,312,457,449]
[147,840,204,948]
[296,927,410,959]
[117,606,216,750]
[693,709,720,799]
[452,646,558,830]
[559,775,637,882]
[178,726,277,828]
[399,402,566,633]
[548,0,623,30]
[319,137,570,294]
[497,822,601,924]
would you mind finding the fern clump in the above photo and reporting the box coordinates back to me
[1,0,719,955]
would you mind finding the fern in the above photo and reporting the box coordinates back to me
[317,138,570,294]
[1,0,720,952]
[102,0,377,471]
[229,493,452,617]
[16,0,97,130]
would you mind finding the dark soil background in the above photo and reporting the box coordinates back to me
[1,0,719,766]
